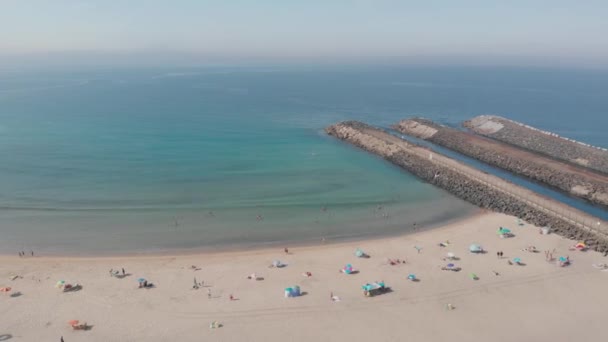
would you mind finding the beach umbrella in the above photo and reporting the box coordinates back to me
[575,242,586,249]
[355,249,364,257]
[408,274,416,280]
[513,258,522,263]
[469,244,483,252]
[272,260,281,267]
[446,252,455,259]
[137,278,146,283]
[559,257,568,262]
[0,287,11,293]
[55,280,65,288]
[447,263,455,268]
[68,320,79,326]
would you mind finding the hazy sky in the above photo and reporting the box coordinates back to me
[1,0,607,67]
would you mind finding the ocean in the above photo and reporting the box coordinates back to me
[1,65,606,255]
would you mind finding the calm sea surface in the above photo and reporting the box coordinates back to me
[1,65,606,255]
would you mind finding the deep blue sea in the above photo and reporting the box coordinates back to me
[1,65,606,255]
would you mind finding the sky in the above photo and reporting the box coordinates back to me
[0,0,607,68]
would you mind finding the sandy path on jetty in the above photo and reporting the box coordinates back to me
[2,212,608,342]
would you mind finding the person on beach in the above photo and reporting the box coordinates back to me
[330,292,333,301]
[497,251,500,259]
[284,247,289,254]
[122,268,125,276]
[61,336,64,342]
[208,289,212,299]
[31,250,34,257]
[109,269,114,277]
[229,294,234,301]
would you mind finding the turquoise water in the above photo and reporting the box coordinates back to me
[1,65,606,255]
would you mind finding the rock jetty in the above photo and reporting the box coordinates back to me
[464,115,608,174]
[393,118,608,208]
[326,121,608,253]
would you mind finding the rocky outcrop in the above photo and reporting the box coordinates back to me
[326,121,608,253]
[393,118,608,208]
[464,115,608,174]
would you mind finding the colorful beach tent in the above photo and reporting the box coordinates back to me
[575,242,586,249]
[513,257,522,264]
[343,264,354,274]
[407,274,416,281]
[284,285,301,297]
[498,228,511,235]
[272,260,282,267]
[355,249,366,258]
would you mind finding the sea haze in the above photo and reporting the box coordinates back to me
[0,65,606,255]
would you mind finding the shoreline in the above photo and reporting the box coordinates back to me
[1,207,483,260]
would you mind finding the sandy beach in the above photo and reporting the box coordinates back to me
[2,212,607,342]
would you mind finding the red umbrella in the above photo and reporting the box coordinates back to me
[68,320,79,326]
[0,287,11,293]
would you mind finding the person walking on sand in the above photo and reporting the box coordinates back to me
[284,247,289,254]
[208,288,212,299]
[122,268,125,276]
[61,336,64,342]
[31,250,34,257]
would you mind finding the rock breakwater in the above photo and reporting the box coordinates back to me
[393,118,608,208]
[464,115,608,174]
[326,121,608,253]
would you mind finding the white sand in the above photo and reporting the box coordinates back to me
[2,212,607,342]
